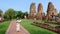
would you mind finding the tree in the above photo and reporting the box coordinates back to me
[16,11,28,19]
[24,12,28,17]
[4,8,17,20]
[16,11,23,18]
[0,9,3,17]
[58,11,60,17]
[21,12,28,19]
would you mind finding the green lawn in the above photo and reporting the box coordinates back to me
[37,20,60,27]
[0,21,10,34]
[0,19,58,34]
[21,19,57,34]
[48,24,60,27]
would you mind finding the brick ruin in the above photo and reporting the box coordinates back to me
[31,2,60,34]
[45,2,58,21]
[33,22,60,34]
[29,2,58,21]
[29,3,36,19]
[36,3,44,20]
[29,3,44,20]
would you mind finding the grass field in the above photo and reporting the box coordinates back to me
[21,19,57,34]
[48,24,60,27]
[0,21,10,34]
[0,19,58,34]
[37,20,60,27]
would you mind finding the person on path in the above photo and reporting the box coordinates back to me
[16,18,21,32]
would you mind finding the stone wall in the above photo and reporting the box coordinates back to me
[33,22,60,33]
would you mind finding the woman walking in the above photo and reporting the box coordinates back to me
[16,18,21,32]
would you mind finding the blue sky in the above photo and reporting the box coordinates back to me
[0,0,60,13]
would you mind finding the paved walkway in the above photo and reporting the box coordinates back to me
[5,20,30,34]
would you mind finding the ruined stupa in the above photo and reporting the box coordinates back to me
[36,3,44,20]
[46,2,58,21]
[29,3,36,19]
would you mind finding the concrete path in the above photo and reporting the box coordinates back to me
[5,20,30,34]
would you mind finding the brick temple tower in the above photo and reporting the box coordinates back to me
[36,3,44,20]
[29,3,36,19]
[46,2,58,21]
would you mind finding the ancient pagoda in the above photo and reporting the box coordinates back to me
[36,3,44,20]
[46,2,58,21]
[29,3,36,19]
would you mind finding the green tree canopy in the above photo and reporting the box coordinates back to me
[58,12,60,17]
[4,8,17,20]
[0,9,3,17]
[16,11,28,19]
[24,12,28,17]
[16,11,23,18]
